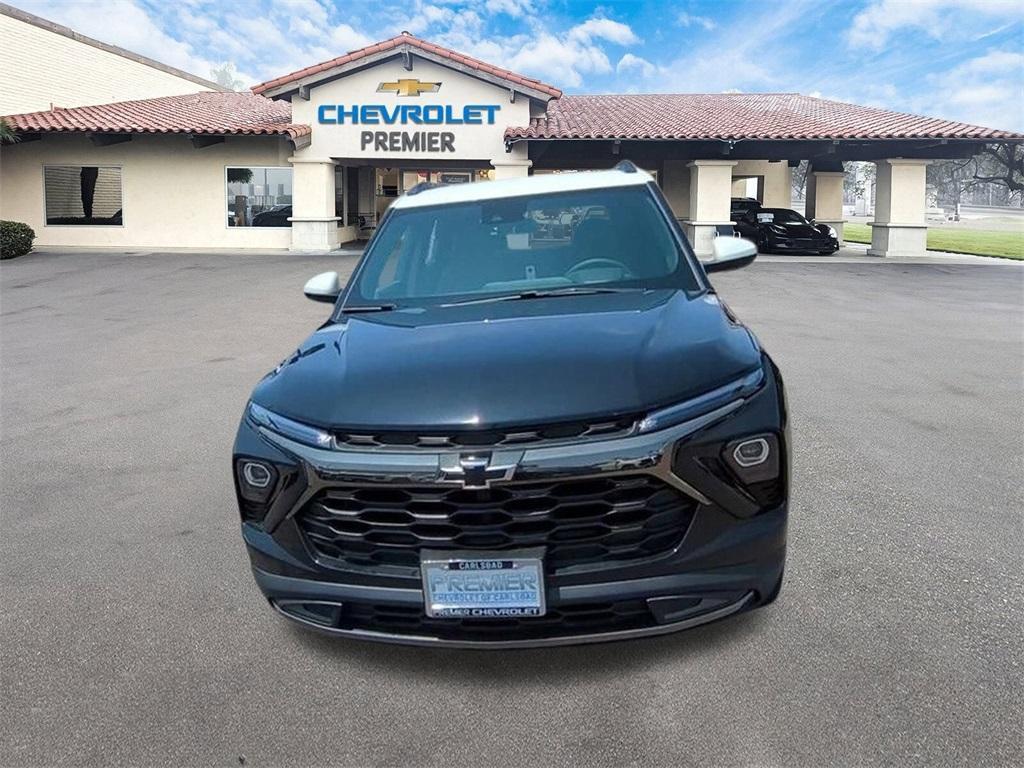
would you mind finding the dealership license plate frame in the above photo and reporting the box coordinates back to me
[420,548,546,619]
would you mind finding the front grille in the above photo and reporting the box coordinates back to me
[333,416,637,449]
[298,475,695,571]
[340,599,655,642]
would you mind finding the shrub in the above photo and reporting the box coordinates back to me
[0,220,35,260]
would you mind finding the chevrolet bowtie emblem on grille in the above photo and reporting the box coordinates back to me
[377,78,441,97]
[439,453,518,489]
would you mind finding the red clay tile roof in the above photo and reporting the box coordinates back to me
[251,32,562,99]
[505,93,1024,141]
[1,92,311,141]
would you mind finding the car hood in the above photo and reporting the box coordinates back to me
[769,222,825,237]
[251,290,762,430]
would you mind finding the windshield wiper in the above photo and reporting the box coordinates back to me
[339,303,397,314]
[443,287,645,307]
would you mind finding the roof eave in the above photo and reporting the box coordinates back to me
[255,42,560,103]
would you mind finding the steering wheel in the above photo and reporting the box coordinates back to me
[565,258,634,281]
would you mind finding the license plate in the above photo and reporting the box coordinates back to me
[420,549,546,619]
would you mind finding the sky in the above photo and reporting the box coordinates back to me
[16,0,1024,131]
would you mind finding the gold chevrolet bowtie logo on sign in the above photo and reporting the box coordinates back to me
[377,78,441,97]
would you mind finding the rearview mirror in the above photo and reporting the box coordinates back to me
[303,271,342,303]
[705,237,757,273]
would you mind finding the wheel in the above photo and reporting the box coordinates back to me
[759,567,785,606]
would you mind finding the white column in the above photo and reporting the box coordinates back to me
[683,159,736,259]
[288,156,340,252]
[806,170,846,243]
[868,159,929,258]
[490,144,532,180]
[761,163,792,209]
[660,158,691,222]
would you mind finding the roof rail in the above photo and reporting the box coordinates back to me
[405,182,440,196]
[614,159,639,173]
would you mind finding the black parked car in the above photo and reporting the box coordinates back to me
[730,196,762,220]
[233,162,788,648]
[734,207,839,254]
[252,204,292,227]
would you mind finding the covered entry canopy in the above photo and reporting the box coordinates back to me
[507,92,1016,165]
[504,90,1023,257]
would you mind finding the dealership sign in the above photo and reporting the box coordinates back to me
[316,78,501,153]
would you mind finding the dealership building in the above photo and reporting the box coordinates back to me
[1,7,1021,258]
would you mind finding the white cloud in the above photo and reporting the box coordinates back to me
[677,12,716,31]
[848,0,1024,49]
[431,14,640,88]
[330,23,373,51]
[654,0,820,92]
[569,17,640,46]
[617,53,655,79]
[23,0,228,83]
[484,0,533,17]
[918,49,1024,130]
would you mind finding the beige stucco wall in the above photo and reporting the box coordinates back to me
[0,133,293,248]
[731,160,792,208]
[661,159,691,221]
[0,13,217,116]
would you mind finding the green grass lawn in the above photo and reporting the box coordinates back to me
[843,222,1024,260]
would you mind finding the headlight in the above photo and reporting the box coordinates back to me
[768,224,786,234]
[248,401,333,448]
[235,458,277,504]
[637,368,764,434]
[826,226,838,239]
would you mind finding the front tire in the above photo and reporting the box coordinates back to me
[759,567,785,606]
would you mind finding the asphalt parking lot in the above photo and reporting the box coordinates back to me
[2,249,1021,767]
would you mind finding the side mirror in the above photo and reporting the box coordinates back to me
[303,271,342,303]
[705,236,757,273]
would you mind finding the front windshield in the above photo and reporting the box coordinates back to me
[758,209,810,225]
[350,185,698,306]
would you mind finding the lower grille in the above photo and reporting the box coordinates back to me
[298,475,695,571]
[341,599,654,642]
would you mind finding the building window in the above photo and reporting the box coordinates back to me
[44,166,123,226]
[226,167,292,227]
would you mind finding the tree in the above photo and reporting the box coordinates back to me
[227,168,253,184]
[927,158,973,213]
[928,142,1024,210]
[211,62,244,91]
[0,117,19,144]
[791,161,808,199]
[970,142,1023,194]
[844,161,874,202]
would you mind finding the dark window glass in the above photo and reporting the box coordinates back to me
[44,166,123,225]
[355,185,697,305]
[226,167,292,227]
[757,209,809,225]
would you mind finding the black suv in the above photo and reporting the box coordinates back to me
[233,163,788,647]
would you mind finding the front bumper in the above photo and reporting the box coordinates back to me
[764,235,840,254]
[235,359,789,647]
[263,568,757,649]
